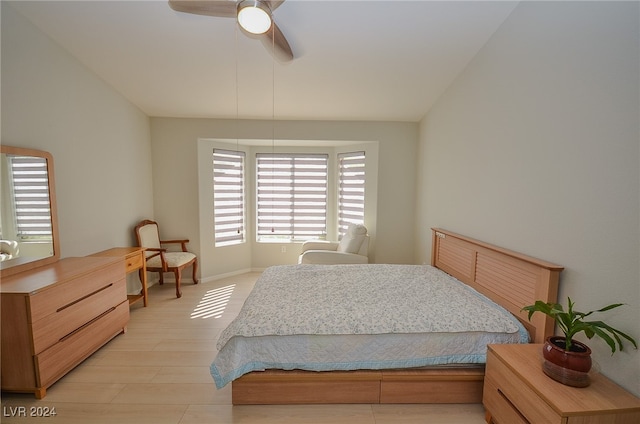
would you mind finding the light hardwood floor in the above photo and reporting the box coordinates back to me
[1,272,487,423]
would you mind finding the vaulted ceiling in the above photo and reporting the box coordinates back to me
[9,1,518,122]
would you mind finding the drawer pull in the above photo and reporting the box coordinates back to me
[59,307,116,342]
[497,388,531,424]
[57,284,113,312]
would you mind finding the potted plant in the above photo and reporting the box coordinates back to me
[522,297,637,387]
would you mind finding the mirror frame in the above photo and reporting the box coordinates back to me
[0,145,60,278]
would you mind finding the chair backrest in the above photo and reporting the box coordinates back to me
[337,224,369,256]
[357,235,369,256]
[135,220,161,256]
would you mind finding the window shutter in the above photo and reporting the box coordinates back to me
[338,151,365,237]
[9,155,52,240]
[256,153,328,241]
[213,149,245,246]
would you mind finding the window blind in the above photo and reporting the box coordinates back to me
[256,153,328,241]
[338,151,365,237]
[213,149,245,246]
[9,155,52,240]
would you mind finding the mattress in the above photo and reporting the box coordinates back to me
[211,264,529,388]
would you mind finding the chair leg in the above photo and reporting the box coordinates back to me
[174,270,182,298]
[158,272,164,285]
[192,259,199,284]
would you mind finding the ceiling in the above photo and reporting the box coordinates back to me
[9,1,518,122]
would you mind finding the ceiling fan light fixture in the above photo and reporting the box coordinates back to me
[237,0,272,35]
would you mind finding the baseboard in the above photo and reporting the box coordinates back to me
[140,267,258,288]
[201,268,254,283]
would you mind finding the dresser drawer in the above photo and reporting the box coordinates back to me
[483,376,530,424]
[35,299,129,388]
[31,277,126,354]
[29,261,123,322]
[124,251,143,273]
[484,350,560,424]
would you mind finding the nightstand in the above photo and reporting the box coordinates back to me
[483,344,640,424]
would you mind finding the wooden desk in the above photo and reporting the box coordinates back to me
[91,247,148,307]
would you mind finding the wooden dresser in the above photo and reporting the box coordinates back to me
[1,256,129,399]
[484,344,640,424]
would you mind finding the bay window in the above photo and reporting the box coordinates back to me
[256,153,328,241]
[213,149,245,246]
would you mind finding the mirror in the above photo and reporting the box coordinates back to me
[0,145,60,277]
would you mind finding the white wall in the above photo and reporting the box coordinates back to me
[416,1,639,395]
[2,4,154,291]
[151,118,417,278]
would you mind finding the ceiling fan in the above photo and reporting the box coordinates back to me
[168,0,294,61]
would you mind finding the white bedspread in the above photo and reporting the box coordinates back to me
[211,264,528,388]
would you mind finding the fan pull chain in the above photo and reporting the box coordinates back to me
[235,25,241,235]
[270,27,275,234]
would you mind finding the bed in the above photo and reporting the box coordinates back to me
[212,228,563,404]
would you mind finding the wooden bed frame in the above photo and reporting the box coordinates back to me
[231,228,563,404]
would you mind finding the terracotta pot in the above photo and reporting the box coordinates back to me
[541,336,592,387]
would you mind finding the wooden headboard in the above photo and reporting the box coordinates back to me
[431,228,563,343]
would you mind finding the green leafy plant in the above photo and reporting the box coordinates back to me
[522,297,638,353]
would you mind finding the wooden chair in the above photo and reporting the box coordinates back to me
[134,219,198,298]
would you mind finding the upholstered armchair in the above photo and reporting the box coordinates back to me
[298,224,369,265]
[134,220,198,298]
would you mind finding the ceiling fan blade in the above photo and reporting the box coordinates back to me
[170,0,294,61]
[265,0,285,12]
[168,0,236,18]
[260,22,294,62]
